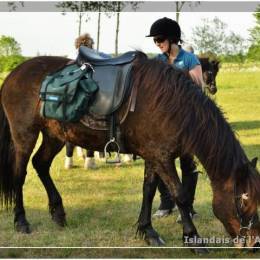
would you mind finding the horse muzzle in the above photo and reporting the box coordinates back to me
[206,84,217,95]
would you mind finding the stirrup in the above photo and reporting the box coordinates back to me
[104,138,121,164]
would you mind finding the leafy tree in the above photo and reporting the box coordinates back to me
[247,5,260,61]
[192,17,228,55]
[192,16,247,62]
[0,35,21,56]
[224,32,248,66]
[0,55,27,72]
[247,45,260,61]
[249,5,260,45]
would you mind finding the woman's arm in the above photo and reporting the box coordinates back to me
[189,65,205,89]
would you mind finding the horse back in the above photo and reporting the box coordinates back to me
[1,57,71,133]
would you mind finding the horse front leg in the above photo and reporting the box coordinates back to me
[158,159,208,253]
[32,132,66,227]
[136,160,165,246]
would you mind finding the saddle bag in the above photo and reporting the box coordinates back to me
[39,63,98,122]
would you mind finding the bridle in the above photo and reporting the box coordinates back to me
[203,70,217,94]
[234,183,258,244]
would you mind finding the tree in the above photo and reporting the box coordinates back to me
[0,35,21,56]
[94,2,115,51]
[192,17,248,66]
[0,36,26,73]
[0,55,26,72]
[192,17,228,55]
[6,1,24,11]
[56,2,94,36]
[57,2,115,51]
[108,2,142,55]
[224,32,248,66]
[174,2,200,24]
[249,5,260,45]
[247,5,260,61]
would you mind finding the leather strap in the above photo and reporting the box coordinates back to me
[130,83,138,112]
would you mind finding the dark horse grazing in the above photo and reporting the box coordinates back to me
[0,53,260,250]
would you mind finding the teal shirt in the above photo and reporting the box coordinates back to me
[156,48,200,71]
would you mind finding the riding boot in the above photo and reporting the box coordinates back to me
[180,154,198,212]
[175,155,199,223]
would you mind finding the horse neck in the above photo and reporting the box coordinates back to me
[169,78,247,180]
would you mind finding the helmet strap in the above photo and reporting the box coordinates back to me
[166,38,172,56]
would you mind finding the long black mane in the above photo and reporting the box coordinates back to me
[133,56,247,181]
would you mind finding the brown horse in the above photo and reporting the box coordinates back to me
[0,53,260,251]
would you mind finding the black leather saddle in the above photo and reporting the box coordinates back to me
[76,46,138,117]
[78,46,137,66]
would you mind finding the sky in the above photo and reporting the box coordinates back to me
[0,3,257,58]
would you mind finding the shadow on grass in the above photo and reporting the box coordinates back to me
[243,144,260,161]
[0,187,259,258]
[231,120,260,131]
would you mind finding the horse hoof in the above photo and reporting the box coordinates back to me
[50,206,66,227]
[15,223,31,234]
[52,215,67,227]
[145,235,165,246]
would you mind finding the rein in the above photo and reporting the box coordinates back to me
[234,182,258,242]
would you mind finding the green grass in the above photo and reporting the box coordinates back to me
[0,69,260,258]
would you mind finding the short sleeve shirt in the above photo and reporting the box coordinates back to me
[156,48,200,71]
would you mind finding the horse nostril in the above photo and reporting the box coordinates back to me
[209,86,217,95]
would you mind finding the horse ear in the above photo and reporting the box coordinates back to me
[251,157,258,168]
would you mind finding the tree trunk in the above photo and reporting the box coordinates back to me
[175,1,185,24]
[97,10,101,51]
[78,13,83,36]
[176,2,179,23]
[115,2,121,56]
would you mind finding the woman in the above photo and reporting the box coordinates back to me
[146,17,204,219]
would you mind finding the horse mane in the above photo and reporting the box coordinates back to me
[133,56,248,182]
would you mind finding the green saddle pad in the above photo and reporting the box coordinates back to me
[40,63,98,122]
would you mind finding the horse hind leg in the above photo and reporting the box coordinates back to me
[12,133,40,233]
[13,151,33,233]
[32,131,66,227]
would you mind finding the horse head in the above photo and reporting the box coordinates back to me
[234,157,260,248]
[212,157,260,248]
[199,57,220,95]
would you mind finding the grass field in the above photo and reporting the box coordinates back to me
[0,68,260,258]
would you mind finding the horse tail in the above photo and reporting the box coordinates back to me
[0,91,15,209]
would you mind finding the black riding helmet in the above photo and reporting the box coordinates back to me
[146,17,181,44]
